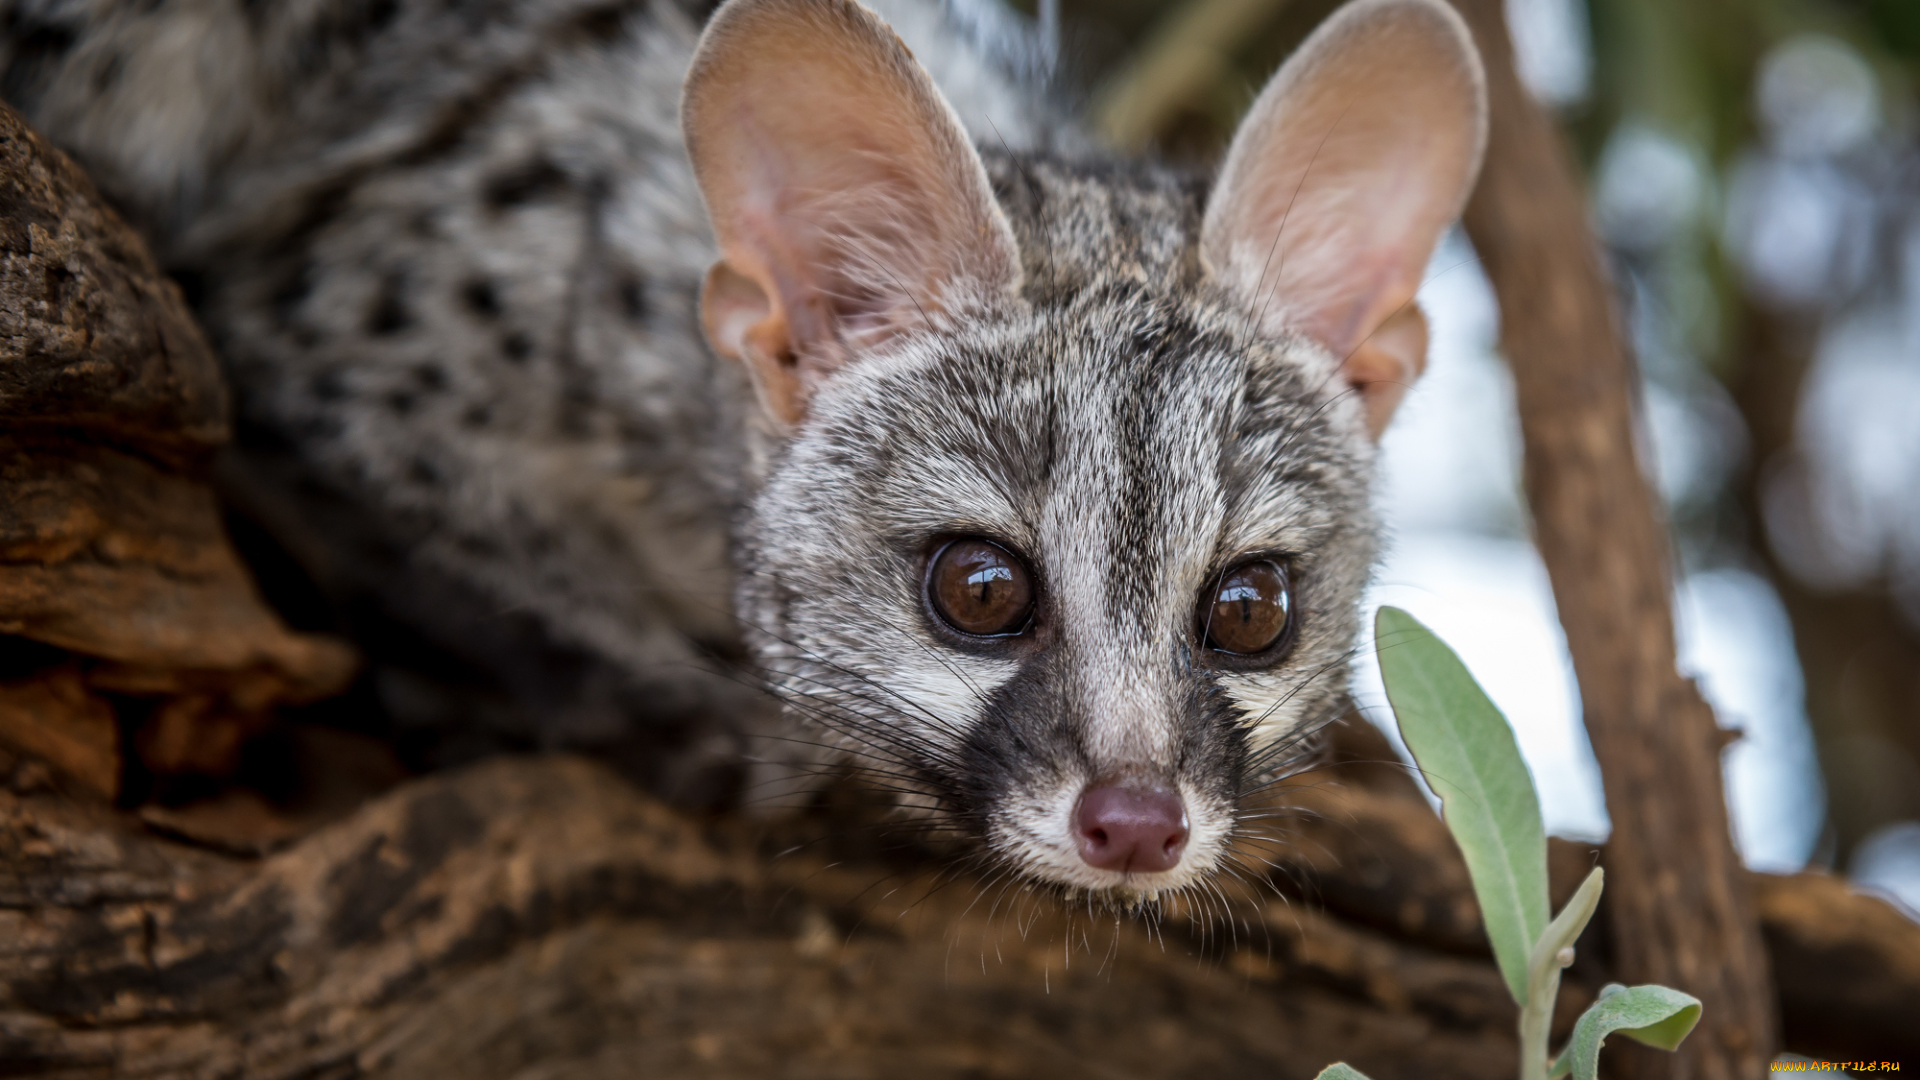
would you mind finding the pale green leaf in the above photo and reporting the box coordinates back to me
[1374,606,1549,1004]
[1313,1065,1373,1080]
[1563,983,1704,1080]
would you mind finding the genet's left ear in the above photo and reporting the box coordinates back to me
[1202,0,1487,439]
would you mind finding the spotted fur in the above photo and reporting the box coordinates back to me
[0,0,1054,797]
[1,0,1455,901]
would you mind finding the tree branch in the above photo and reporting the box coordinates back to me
[1443,3,1778,1075]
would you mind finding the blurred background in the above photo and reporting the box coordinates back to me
[989,0,1920,913]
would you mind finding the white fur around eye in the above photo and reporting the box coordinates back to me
[1222,673,1320,756]
[886,654,1020,743]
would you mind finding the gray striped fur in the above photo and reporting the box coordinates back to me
[2,0,1385,899]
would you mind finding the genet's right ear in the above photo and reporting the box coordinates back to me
[681,0,1021,425]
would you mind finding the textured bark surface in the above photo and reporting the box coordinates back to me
[0,747,1519,1080]
[0,666,117,801]
[3,717,1913,1080]
[1758,870,1920,1063]
[0,101,356,797]
[1447,2,1780,1076]
[0,104,225,462]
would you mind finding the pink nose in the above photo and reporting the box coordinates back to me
[1073,786,1189,873]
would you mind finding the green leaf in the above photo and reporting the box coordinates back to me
[1313,1065,1373,1080]
[1374,606,1549,1004]
[1559,983,1704,1080]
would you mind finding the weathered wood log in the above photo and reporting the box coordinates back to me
[0,100,356,797]
[4,720,1914,1080]
[0,666,117,802]
[0,116,223,462]
[0,752,1526,1080]
[1758,870,1920,1063]
[1446,1,1780,1075]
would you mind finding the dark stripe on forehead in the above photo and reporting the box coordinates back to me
[1106,308,1180,624]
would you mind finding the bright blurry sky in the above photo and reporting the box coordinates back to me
[1349,0,1920,891]
[1351,231,1829,872]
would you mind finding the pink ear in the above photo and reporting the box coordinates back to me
[682,0,1021,424]
[1202,0,1486,438]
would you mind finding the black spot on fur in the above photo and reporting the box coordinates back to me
[310,369,347,402]
[461,278,502,317]
[461,404,492,428]
[363,0,401,39]
[387,391,416,415]
[269,0,400,73]
[575,7,628,42]
[501,331,532,362]
[0,20,78,106]
[484,158,568,209]
[1,18,76,60]
[616,271,648,323]
[414,364,446,391]
[271,262,315,330]
[366,272,413,335]
[169,266,208,310]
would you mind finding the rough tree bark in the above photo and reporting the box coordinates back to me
[1446,2,1779,1076]
[0,100,356,798]
[0,737,1535,1080]
[5,717,1916,1079]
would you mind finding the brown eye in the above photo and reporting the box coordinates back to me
[1201,560,1292,656]
[927,538,1035,637]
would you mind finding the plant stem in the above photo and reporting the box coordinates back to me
[1519,963,1563,1080]
[1519,868,1606,1080]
